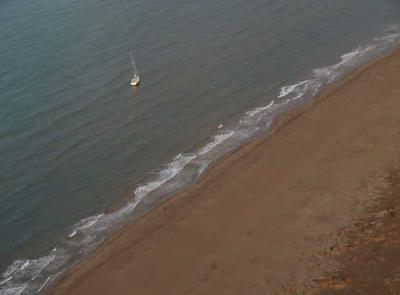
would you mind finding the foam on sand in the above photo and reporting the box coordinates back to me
[2,24,400,295]
[134,154,196,200]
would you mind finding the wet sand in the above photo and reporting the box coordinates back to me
[51,49,400,295]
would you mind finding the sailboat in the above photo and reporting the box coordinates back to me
[130,51,140,86]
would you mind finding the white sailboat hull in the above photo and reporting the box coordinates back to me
[130,51,140,87]
[130,76,140,86]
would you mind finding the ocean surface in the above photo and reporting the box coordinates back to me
[1,0,400,293]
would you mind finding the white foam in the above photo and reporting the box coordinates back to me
[37,276,51,293]
[28,255,56,280]
[134,154,195,200]
[2,260,29,279]
[313,65,337,82]
[19,261,29,272]
[374,29,400,47]
[278,80,307,98]
[340,49,361,64]
[381,33,400,44]
[340,45,376,66]
[68,230,77,238]
[278,80,309,100]
[95,200,139,231]
[246,99,275,117]
[3,22,400,295]
[0,276,12,286]
[0,255,55,295]
[197,132,234,156]
[66,214,105,239]
[77,214,104,230]
[0,285,27,295]
[62,204,139,254]
[313,45,378,84]
[310,80,323,96]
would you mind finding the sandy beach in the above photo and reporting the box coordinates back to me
[51,49,400,295]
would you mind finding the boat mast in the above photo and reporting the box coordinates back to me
[130,51,139,77]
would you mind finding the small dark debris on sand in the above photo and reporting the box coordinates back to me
[285,167,400,295]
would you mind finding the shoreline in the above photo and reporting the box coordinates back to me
[3,28,399,295]
[49,47,400,295]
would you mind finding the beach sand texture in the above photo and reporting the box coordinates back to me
[51,49,400,295]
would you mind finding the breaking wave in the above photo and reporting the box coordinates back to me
[1,25,400,295]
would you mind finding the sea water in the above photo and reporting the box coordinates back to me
[1,0,400,293]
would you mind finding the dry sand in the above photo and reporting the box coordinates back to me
[51,49,400,295]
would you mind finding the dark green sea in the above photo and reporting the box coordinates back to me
[1,0,400,293]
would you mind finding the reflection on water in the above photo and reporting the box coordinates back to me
[130,86,139,97]
[1,0,400,293]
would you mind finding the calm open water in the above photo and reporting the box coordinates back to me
[1,0,400,293]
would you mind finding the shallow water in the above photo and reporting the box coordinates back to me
[1,0,400,293]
